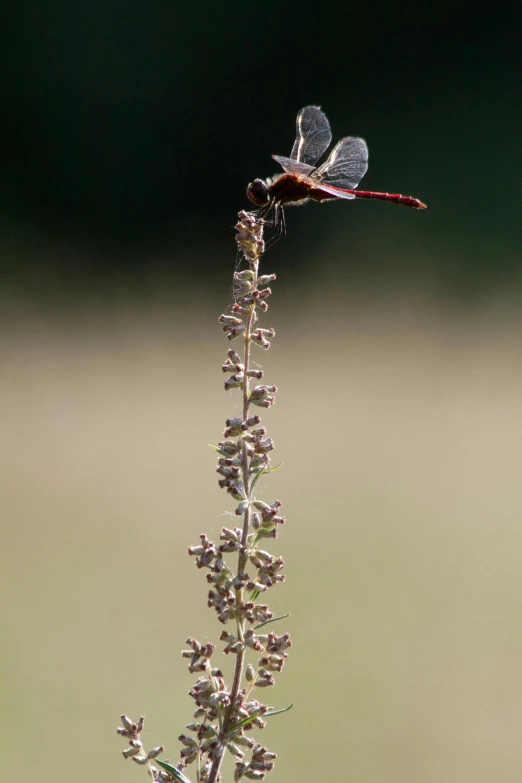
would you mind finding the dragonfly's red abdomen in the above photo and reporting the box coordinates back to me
[353,190,427,209]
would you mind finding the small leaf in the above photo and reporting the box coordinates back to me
[255,613,290,630]
[250,589,261,602]
[249,470,263,494]
[252,527,275,546]
[260,462,283,475]
[250,462,283,493]
[265,703,293,718]
[230,710,262,733]
[155,759,192,783]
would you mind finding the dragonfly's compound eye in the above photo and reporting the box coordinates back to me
[247,178,270,207]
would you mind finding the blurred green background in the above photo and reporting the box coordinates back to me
[2,2,522,783]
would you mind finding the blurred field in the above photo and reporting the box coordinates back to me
[2,281,522,783]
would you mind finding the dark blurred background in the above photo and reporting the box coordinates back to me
[2,4,522,783]
[2,0,520,298]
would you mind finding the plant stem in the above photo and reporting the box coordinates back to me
[208,260,259,783]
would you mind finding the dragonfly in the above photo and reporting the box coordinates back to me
[247,105,426,242]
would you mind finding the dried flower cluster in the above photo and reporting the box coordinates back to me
[117,210,291,783]
[117,715,166,778]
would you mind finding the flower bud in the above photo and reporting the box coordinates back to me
[178,735,198,747]
[227,481,246,500]
[234,269,255,283]
[255,438,274,453]
[218,439,241,456]
[122,746,141,759]
[132,755,149,765]
[252,501,271,513]
[225,325,246,340]
[219,315,243,326]
[224,372,244,390]
[147,747,164,759]
[224,418,247,437]
[257,274,276,286]
[250,454,268,469]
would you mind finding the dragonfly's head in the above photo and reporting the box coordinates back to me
[247,178,270,207]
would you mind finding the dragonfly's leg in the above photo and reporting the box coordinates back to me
[257,203,272,224]
[279,204,286,239]
[264,204,286,251]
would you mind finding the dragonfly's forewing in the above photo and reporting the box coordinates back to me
[290,106,332,166]
[312,184,356,200]
[272,155,316,177]
[312,136,368,190]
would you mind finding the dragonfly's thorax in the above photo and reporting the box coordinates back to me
[267,173,314,206]
[247,178,271,207]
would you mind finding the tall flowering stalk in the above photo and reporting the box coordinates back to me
[117,210,291,783]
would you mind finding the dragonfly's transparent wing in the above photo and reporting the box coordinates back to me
[290,106,332,165]
[272,155,315,177]
[312,183,356,200]
[312,136,368,189]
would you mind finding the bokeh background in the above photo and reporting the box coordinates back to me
[2,2,522,782]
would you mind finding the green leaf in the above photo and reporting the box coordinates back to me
[154,759,192,783]
[254,613,290,630]
[249,470,263,494]
[260,462,283,475]
[252,527,275,546]
[209,443,231,456]
[230,710,262,732]
[265,703,293,718]
[250,462,283,493]
[250,589,261,602]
